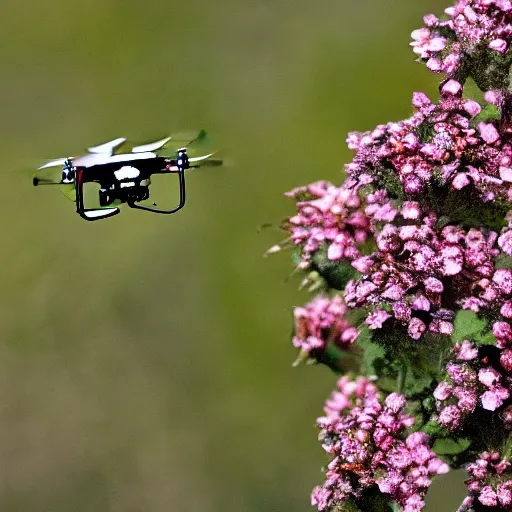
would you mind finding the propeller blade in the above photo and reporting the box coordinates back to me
[189,153,215,163]
[60,183,76,202]
[38,158,67,170]
[132,136,171,153]
[73,151,156,168]
[87,137,126,155]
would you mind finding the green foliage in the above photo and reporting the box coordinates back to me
[472,103,501,125]
[414,121,435,143]
[291,248,302,267]
[452,310,496,345]
[401,368,434,397]
[433,437,471,456]
[463,77,486,104]
[369,329,451,398]
[378,169,404,200]
[332,500,362,512]
[423,420,446,437]
[495,254,512,269]
[356,326,386,375]
[311,249,359,290]
[441,188,510,231]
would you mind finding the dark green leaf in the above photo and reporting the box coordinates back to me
[495,254,512,269]
[311,249,359,290]
[402,371,433,397]
[433,437,471,455]
[355,326,386,375]
[423,420,445,437]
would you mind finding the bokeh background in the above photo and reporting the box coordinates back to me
[0,1,468,510]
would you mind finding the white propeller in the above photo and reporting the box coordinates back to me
[73,151,157,168]
[38,158,68,170]
[132,136,171,153]
[189,153,215,163]
[87,137,126,156]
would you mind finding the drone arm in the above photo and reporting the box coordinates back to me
[157,156,222,173]
[75,169,120,221]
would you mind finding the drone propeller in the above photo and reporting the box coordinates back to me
[132,136,171,154]
[38,158,68,170]
[164,130,223,169]
[33,157,70,186]
[87,137,127,156]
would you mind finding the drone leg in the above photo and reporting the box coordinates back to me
[75,169,120,221]
[128,166,186,214]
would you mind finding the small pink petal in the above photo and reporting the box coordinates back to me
[500,166,512,182]
[427,37,447,52]
[452,172,471,190]
[426,57,442,72]
[479,122,500,144]
[485,90,501,105]
[489,39,507,54]
[441,79,462,96]
[464,100,482,117]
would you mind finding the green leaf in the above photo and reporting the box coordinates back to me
[414,121,435,144]
[291,248,302,267]
[495,254,512,269]
[402,371,433,397]
[453,310,486,341]
[463,77,485,104]
[433,437,471,455]
[311,249,359,290]
[423,420,445,437]
[452,310,496,345]
[379,169,404,199]
[472,103,501,125]
[355,326,386,375]
[332,500,361,512]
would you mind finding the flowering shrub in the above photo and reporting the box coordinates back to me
[270,1,512,511]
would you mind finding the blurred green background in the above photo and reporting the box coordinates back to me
[0,1,468,510]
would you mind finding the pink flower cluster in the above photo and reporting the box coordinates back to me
[273,1,512,510]
[292,295,358,355]
[280,181,371,269]
[459,451,512,510]
[433,341,512,430]
[411,1,512,76]
[347,85,512,202]
[464,264,512,332]
[345,216,498,339]
[311,377,449,512]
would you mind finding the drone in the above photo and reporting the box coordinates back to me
[33,130,222,221]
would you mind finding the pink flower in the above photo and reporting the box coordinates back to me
[313,379,446,512]
[292,295,358,356]
[366,310,392,329]
[411,1,512,76]
[462,451,512,510]
[442,79,462,96]
[278,180,371,269]
[478,122,500,144]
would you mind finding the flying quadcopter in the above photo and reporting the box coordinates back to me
[33,130,222,221]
